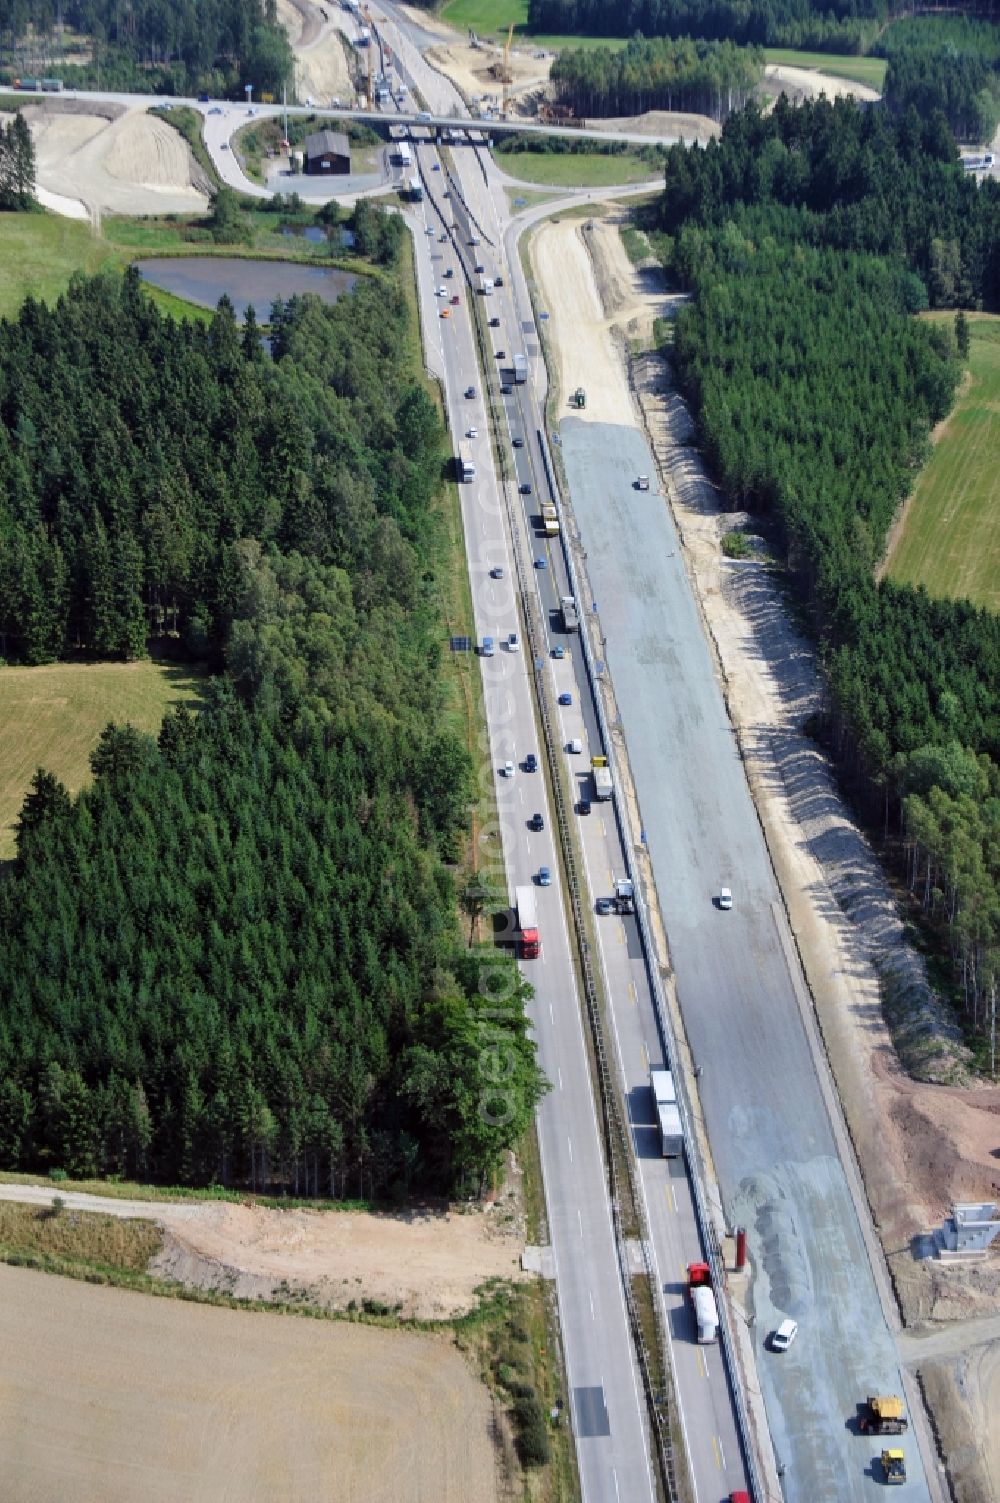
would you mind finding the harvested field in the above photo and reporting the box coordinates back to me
[885,312,1000,611]
[0,1262,497,1503]
[0,660,204,860]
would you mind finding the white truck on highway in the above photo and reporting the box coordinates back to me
[480,276,494,295]
[513,352,528,384]
[560,596,579,633]
[688,1265,719,1343]
[591,755,613,800]
[651,1069,683,1157]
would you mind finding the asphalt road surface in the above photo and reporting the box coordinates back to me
[560,420,931,1502]
[408,162,658,1503]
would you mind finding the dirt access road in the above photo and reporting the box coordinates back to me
[0,1183,527,1320]
[0,1262,496,1503]
[529,204,1000,1503]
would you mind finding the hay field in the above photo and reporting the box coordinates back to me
[0,1262,497,1503]
[0,660,204,859]
[886,313,1000,611]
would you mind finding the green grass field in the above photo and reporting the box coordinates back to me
[887,314,1000,612]
[0,215,119,318]
[0,660,205,859]
[498,149,660,186]
[764,47,887,90]
[441,0,526,32]
[440,0,625,48]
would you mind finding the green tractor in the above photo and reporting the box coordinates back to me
[570,387,586,409]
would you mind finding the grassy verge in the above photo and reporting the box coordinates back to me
[498,149,660,187]
[619,222,651,264]
[396,229,498,878]
[0,659,206,860]
[763,47,886,89]
[0,1198,162,1273]
[886,312,1000,612]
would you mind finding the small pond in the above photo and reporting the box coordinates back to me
[136,257,357,322]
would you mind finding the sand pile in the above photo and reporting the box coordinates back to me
[26,104,211,217]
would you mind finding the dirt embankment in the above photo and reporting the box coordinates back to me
[277,0,355,105]
[761,63,881,104]
[531,201,1000,1503]
[16,100,211,217]
[0,1182,526,1320]
[425,38,553,113]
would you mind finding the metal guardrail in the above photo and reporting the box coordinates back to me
[535,412,766,1503]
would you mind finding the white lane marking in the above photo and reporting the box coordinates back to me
[717,1434,727,1471]
[567,1136,573,1164]
[578,1208,584,1237]
[589,1290,596,1321]
[612,1469,622,1503]
[558,1067,563,1092]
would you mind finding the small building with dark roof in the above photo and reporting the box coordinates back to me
[304,129,351,175]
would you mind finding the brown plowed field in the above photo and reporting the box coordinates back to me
[0,1263,497,1503]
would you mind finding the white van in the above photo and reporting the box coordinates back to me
[567,738,582,754]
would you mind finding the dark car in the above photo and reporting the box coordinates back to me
[519,483,532,495]
[525,752,538,772]
[558,692,572,706]
[489,316,500,327]
[596,897,614,915]
[496,349,506,360]
[534,557,547,570]
[577,797,591,815]
[465,386,476,399]
[512,436,524,448]
[474,263,485,274]
[500,383,512,394]
[528,812,544,832]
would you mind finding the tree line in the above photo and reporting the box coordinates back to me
[0,0,292,96]
[656,97,1000,1063]
[527,0,887,53]
[550,35,762,121]
[0,267,545,1192]
[0,109,34,209]
[879,17,1000,144]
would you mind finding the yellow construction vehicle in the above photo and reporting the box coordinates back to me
[859,1396,908,1435]
[881,1449,906,1485]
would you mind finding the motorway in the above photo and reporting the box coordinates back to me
[51,7,939,1498]
[407,140,659,1503]
[372,13,936,1503]
[378,16,754,1503]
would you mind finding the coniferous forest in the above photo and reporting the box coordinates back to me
[657,98,1000,1057]
[0,0,293,96]
[0,267,545,1192]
